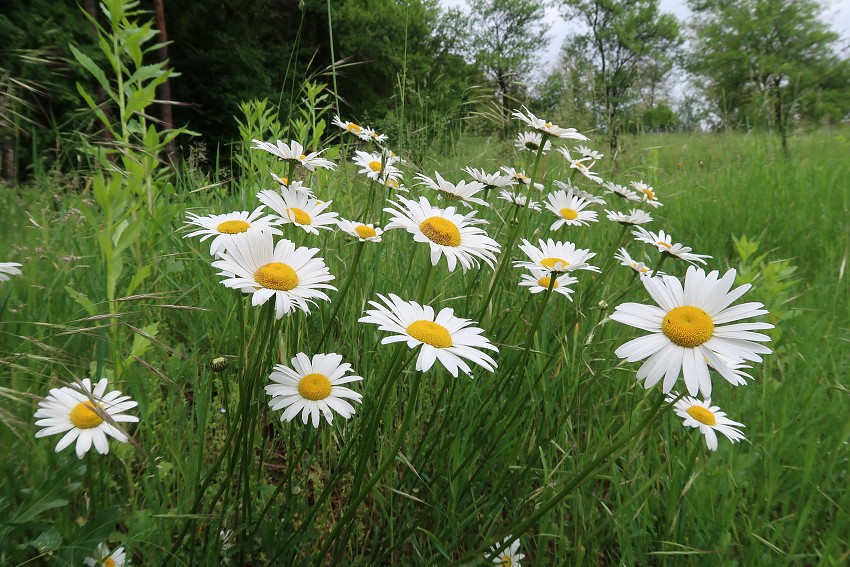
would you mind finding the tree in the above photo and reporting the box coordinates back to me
[559,0,681,154]
[687,0,850,151]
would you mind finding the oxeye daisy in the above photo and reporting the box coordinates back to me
[212,231,335,319]
[184,207,282,257]
[610,266,774,397]
[557,147,603,184]
[34,378,139,459]
[463,167,517,190]
[0,261,22,281]
[632,227,711,265]
[500,166,544,191]
[337,219,383,242]
[258,186,339,234]
[614,247,658,277]
[361,126,389,143]
[415,171,489,208]
[512,106,588,140]
[667,393,746,451]
[497,189,541,211]
[518,269,578,299]
[575,145,603,161]
[603,181,641,202]
[251,139,336,171]
[266,352,363,427]
[631,180,662,208]
[359,294,498,377]
[515,131,552,154]
[553,180,606,205]
[84,543,129,567]
[606,209,653,226]
[514,238,600,274]
[332,115,369,140]
[352,150,401,182]
[384,196,500,272]
[545,190,598,230]
[486,535,525,566]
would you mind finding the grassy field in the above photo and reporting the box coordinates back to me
[1,127,848,566]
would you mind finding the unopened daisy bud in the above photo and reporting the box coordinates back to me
[211,357,229,372]
[597,300,608,311]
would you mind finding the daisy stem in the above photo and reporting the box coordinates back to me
[316,240,366,351]
[652,252,670,278]
[416,258,435,304]
[517,276,557,369]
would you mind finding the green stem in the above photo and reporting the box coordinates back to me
[317,240,366,350]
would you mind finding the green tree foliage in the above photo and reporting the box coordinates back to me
[687,0,850,149]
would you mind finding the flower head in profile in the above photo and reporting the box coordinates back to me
[603,181,641,202]
[610,266,773,397]
[553,180,606,205]
[250,139,336,171]
[359,294,498,377]
[0,261,22,282]
[352,150,403,183]
[545,190,598,230]
[512,106,588,140]
[384,196,500,272]
[519,269,578,299]
[614,247,658,277]
[212,231,335,319]
[463,167,517,190]
[500,166,544,191]
[515,131,552,154]
[487,535,525,567]
[631,180,662,208]
[266,353,363,427]
[558,147,603,184]
[361,126,389,143]
[415,171,489,208]
[84,543,129,567]
[575,145,603,161]
[632,227,711,265]
[337,219,383,242]
[332,115,370,140]
[514,238,600,274]
[667,393,746,451]
[34,378,139,459]
[258,186,339,234]
[497,189,541,211]
[606,209,653,226]
[184,207,282,257]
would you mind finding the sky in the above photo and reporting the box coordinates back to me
[440,0,850,69]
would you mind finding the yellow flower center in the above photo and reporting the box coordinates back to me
[657,240,672,249]
[347,123,362,133]
[419,216,461,247]
[574,162,586,170]
[254,262,299,291]
[286,207,311,225]
[537,276,559,289]
[297,373,332,401]
[642,188,655,200]
[299,154,307,161]
[276,176,288,185]
[386,179,399,188]
[69,401,104,429]
[560,208,578,220]
[662,306,714,348]
[545,122,552,128]
[105,558,116,567]
[686,405,717,426]
[540,257,569,270]
[500,555,512,567]
[216,220,250,234]
[406,320,452,348]
[355,225,377,239]
[369,160,382,172]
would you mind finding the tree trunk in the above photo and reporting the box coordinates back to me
[153,0,176,162]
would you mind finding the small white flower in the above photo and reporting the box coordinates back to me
[84,543,129,567]
[630,180,662,208]
[500,166,544,191]
[605,209,653,226]
[0,261,23,282]
[332,115,371,140]
[553,180,606,205]
[415,171,489,208]
[603,181,641,202]
[464,167,518,189]
[497,189,541,211]
[515,131,552,154]
[184,207,282,257]
[258,186,339,234]
[667,393,746,451]
[487,535,525,566]
[518,269,578,299]
[557,147,603,184]
[512,106,588,140]
[514,238,600,273]
[251,139,336,171]
[632,227,711,265]
[352,150,403,183]
[545,190,598,230]
[337,219,384,242]
[614,247,658,276]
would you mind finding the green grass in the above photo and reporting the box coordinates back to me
[1,128,848,566]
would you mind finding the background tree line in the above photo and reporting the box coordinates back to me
[1,0,849,178]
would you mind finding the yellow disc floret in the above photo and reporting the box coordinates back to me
[419,217,461,247]
[686,405,717,426]
[347,123,362,133]
[70,401,104,429]
[406,320,453,348]
[254,262,299,291]
[537,276,559,289]
[286,207,311,225]
[369,160,382,172]
[560,208,579,220]
[540,257,569,270]
[217,220,251,234]
[104,558,117,567]
[355,225,377,239]
[662,306,714,348]
[298,373,332,401]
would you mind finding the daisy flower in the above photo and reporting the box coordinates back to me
[610,266,774,397]
[352,150,402,182]
[359,294,498,377]
[251,139,336,171]
[667,393,746,451]
[515,131,552,154]
[512,106,588,140]
[514,238,600,274]
[614,248,657,277]
[603,181,641,202]
[84,543,129,567]
[257,186,339,234]
[332,115,370,140]
[605,209,653,226]
[553,180,606,205]
[487,535,525,566]
[415,171,489,208]
[384,196,500,272]
[557,147,603,184]
[269,172,314,195]
[361,126,389,143]
[631,180,662,208]
[500,166,544,191]
[0,261,22,281]
[545,190,598,230]
[497,189,541,211]
[518,269,578,299]
[337,219,384,242]
[184,207,282,257]
[34,378,139,459]
[463,167,517,190]
[632,227,711,265]
[212,231,335,319]
[575,145,603,161]
[266,352,363,427]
